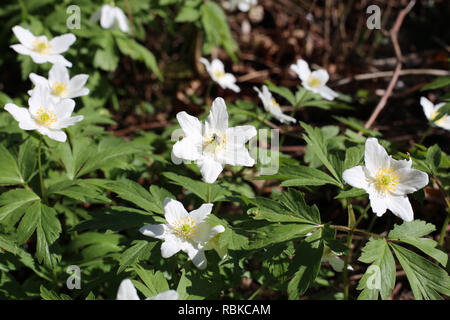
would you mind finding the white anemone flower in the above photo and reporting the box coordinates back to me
[342,138,429,222]
[290,59,338,101]
[139,198,225,270]
[254,85,296,124]
[28,63,89,101]
[199,58,240,93]
[11,26,75,67]
[420,97,450,131]
[222,0,258,12]
[172,97,256,184]
[116,279,179,300]
[91,4,130,33]
[4,85,83,142]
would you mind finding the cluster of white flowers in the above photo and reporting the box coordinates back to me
[6,26,86,142]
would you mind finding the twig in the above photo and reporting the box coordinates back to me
[332,69,450,87]
[123,0,136,39]
[364,1,416,130]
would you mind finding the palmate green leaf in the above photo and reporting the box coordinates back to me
[163,172,230,202]
[18,138,38,184]
[300,122,343,187]
[425,144,442,175]
[0,189,40,227]
[134,266,170,298]
[247,223,317,250]
[248,188,321,225]
[40,286,72,300]
[357,238,396,300]
[35,204,62,268]
[115,37,162,80]
[287,230,324,300]
[175,6,200,22]
[421,76,450,91]
[206,214,248,250]
[388,220,447,266]
[118,240,157,274]
[265,82,296,106]
[390,243,450,300]
[333,116,381,137]
[343,146,364,170]
[0,145,23,186]
[254,164,341,188]
[45,179,111,204]
[92,179,173,215]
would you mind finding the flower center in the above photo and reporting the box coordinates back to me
[203,131,227,154]
[306,75,321,88]
[172,217,198,239]
[36,108,57,127]
[213,70,225,79]
[430,110,445,125]
[51,82,68,97]
[32,38,51,54]
[374,168,399,194]
[271,98,281,109]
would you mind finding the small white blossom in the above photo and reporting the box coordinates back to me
[91,4,130,33]
[254,85,296,124]
[28,63,89,102]
[199,58,240,93]
[290,59,338,101]
[172,97,256,184]
[11,26,75,67]
[140,198,225,270]
[222,0,258,12]
[4,85,83,142]
[116,279,178,300]
[342,138,429,222]
[420,97,450,131]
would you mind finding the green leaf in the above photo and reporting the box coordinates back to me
[287,230,324,299]
[163,172,230,202]
[0,145,23,186]
[357,238,396,300]
[388,220,447,266]
[248,189,321,224]
[421,76,450,91]
[300,122,343,187]
[18,139,37,184]
[390,243,450,300]
[334,188,367,199]
[45,179,111,203]
[426,144,442,175]
[0,189,40,226]
[36,205,62,268]
[118,240,157,274]
[265,82,296,106]
[40,286,71,300]
[175,6,200,22]
[134,266,170,298]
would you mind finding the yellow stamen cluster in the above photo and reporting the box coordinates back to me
[51,82,68,97]
[203,131,227,154]
[36,108,57,127]
[32,38,51,54]
[213,70,225,79]
[430,110,445,125]
[307,75,321,88]
[172,217,198,239]
[271,98,281,109]
[374,168,399,194]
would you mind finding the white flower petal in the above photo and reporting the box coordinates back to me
[221,145,255,166]
[139,224,167,240]
[12,25,35,47]
[53,98,75,120]
[45,129,67,142]
[342,166,369,190]
[193,223,225,243]
[420,97,434,120]
[68,74,89,90]
[206,97,229,132]
[226,125,257,143]
[369,193,387,217]
[364,138,390,175]
[197,157,224,184]
[100,5,115,29]
[176,111,202,137]
[49,34,76,54]
[4,103,37,130]
[147,290,179,300]
[318,85,338,101]
[161,239,181,258]
[187,247,207,270]
[163,198,189,225]
[116,279,140,300]
[57,115,84,129]
[210,59,225,73]
[386,195,414,222]
[311,69,329,85]
[221,74,240,92]
[114,7,130,33]
[172,136,203,161]
[393,168,429,195]
[29,73,49,88]
[49,63,70,84]
[290,59,311,82]
[189,203,213,223]
[10,44,33,56]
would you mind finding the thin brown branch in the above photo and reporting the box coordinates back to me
[364,1,416,130]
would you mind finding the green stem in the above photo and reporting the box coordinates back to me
[18,0,28,20]
[440,212,450,248]
[38,136,46,201]
[328,225,383,239]
[248,286,263,300]
[433,176,450,247]
[206,183,211,203]
[343,232,353,300]
[419,126,432,145]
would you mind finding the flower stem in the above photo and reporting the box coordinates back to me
[440,212,450,248]
[343,232,353,300]
[207,183,211,203]
[433,176,450,247]
[328,225,383,239]
[38,136,46,202]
